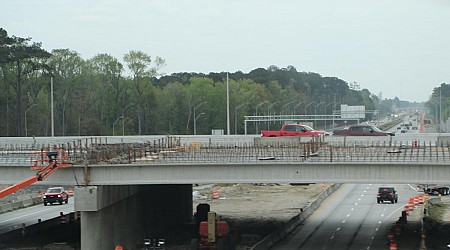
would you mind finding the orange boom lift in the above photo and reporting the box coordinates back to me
[0,147,70,199]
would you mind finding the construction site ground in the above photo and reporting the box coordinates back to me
[2,184,450,249]
[191,183,328,250]
[424,195,450,250]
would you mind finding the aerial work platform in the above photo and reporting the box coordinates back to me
[0,147,70,199]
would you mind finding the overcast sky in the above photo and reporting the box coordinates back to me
[2,0,450,102]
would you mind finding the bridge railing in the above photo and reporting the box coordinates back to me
[2,137,450,166]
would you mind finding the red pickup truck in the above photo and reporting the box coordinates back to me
[261,124,326,137]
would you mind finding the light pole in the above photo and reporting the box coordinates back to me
[24,104,37,137]
[293,102,305,115]
[235,102,249,135]
[281,101,294,116]
[267,101,280,129]
[194,112,205,135]
[332,102,340,129]
[193,101,207,134]
[305,102,315,115]
[429,97,450,132]
[112,116,123,136]
[122,103,134,136]
[255,101,269,134]
[314,102,325,115]
[324,103,333,115]
[314,102,325,128]
[50,77,54,137]
[324,102,334,130]
[255,101,269,116]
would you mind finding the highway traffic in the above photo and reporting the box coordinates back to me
[272,184,421,250]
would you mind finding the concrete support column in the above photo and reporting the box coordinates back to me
[77,185,143,250]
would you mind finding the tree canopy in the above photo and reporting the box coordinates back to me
[0,28,421,137]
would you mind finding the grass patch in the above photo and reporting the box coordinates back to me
[378,118,404,131]
[428,203,447,222]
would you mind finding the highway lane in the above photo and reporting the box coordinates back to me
[272,183,420,250]
[0,198,75,234]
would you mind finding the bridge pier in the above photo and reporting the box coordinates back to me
[75,184,192,250]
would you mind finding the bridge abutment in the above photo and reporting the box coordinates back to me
[75,184,192,250]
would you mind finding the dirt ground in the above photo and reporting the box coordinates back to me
[191,183,328,249]
[193,183,327,221]
[425,196,450,250]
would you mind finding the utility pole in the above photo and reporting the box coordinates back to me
[51,77,54,137]
[226,72,230,135]
[440,87,442,133]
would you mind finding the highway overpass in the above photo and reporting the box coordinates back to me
[1,134,450,249]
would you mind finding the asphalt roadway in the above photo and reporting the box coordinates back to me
[0,197,75,235]
[272,183,421,250]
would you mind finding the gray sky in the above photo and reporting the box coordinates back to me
[2,0,450,102]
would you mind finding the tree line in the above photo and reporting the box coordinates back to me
[1,28,406,137]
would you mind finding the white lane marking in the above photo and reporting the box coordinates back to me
[347,214,350,217]
[371,236,375,239]
[378,220,382,224]
[351,208,354,211]
[358,198,361,201]
[375,228,379,231]
[355,203,359,205]
[336,227,341,231]
[367,246,370,250]
[0,207,57,223]
[342,220,346,224]
[369,184,372,186]
[363,190,367,193]
[386,205,406,220]
[361,194,365,196]
[408,184,418,191]
[381,214,384,217]
[330,235,334,240]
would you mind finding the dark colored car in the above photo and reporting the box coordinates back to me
[43,187,69,206]
[377,187,398,204]
[332,125,395,136]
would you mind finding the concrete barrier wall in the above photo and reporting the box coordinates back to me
[251,183,342,250]
[254,136,321,147]
[0,197,43,214]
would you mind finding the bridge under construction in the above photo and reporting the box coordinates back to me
[1,134,450,249]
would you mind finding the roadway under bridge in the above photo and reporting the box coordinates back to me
[2,134,450,249]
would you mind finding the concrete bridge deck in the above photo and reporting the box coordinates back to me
[1,135,450,250]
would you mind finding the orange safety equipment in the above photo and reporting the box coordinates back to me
[213,189,220,199]
[0,161,68,199]
[60,212,66,224]
[389,242,398,250]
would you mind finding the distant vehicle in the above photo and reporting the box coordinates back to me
[377,187,398,204]
[43,187,69,206]
[332,125,395,136]
[261,124,326,137]
[421,185,450,195]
